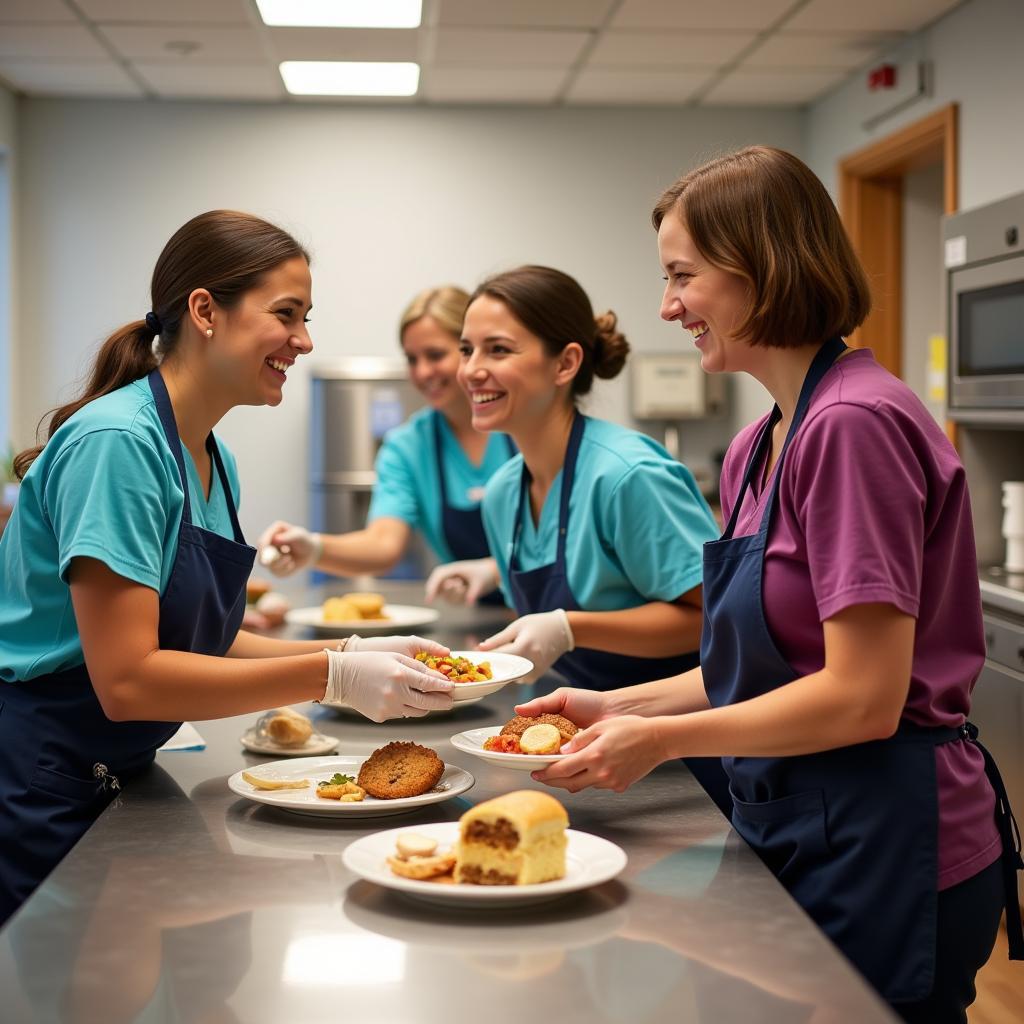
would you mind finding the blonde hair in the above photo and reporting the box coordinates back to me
[652,146,871,348]
[399,285,470,343]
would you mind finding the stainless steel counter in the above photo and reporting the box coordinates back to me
[0,584,896,1023]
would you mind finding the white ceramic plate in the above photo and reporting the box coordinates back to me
[441,651,534,701]
[323,695,486,716]
[239,728,339,757]
[343,821,627,908]
[450,726,565,770]
[285,604,440,636]
[227,755,474,818]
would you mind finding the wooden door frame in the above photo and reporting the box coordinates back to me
[838,103,958,377]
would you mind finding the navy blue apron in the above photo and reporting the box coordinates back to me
[507,412,732,814]
[0,369,254,924]
[700,337,1023,1003]
[432,411,514,606]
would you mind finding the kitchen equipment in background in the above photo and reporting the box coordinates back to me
[943,190,1024,420]
[310,359,428,579]
[630,352,727,460]
[1004,481,1024,572]
[970,607,1024,907]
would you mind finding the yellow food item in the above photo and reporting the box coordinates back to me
[342,592,386,617]
[455,790,568,886]
[316,773,365,801]
[518,723,562,755]
[241,770,310,791]
[387,852,456,880]
[396,833,438,859]
[414,652,493,683]
[322,597,361,622]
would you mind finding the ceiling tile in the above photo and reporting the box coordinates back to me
[421,67,567,103]
[589,30,755,67]
[267,26,418,62]
[0,0,76,23]
[100,24,264,62]
[434,28,590,66]
[437,0,617,29]
[701,68,847,105]
[134,61,283,99]
[744,31,897,69]
[567,67,713,105]
[612,0,794,32]
[785,0,963,33]
[0,24,108,59]
[76,0,251,25]
[0,58,141,95]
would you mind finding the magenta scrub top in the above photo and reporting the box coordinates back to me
[719,348,1000,890]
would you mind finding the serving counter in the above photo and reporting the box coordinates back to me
[0,583,897,1023]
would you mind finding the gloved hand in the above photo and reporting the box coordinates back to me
[478,609,575,683]
[256,521,323,577]
[346,635,449,659]
[323,649,453,722]
[425,558,500,606]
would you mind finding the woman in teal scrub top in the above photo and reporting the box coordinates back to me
[426,265,728,810]
[257,286,515,587]
[0,211,452,924]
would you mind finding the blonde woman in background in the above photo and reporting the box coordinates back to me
[259,287,515,600]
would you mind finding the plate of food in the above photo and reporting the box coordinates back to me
[450,714,580,770]
[285,592,440,636]
[343,790,627,908]
[239,706,339,757]
[416,651,533,701]
[227,743,473,818]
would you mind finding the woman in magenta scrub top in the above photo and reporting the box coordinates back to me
[520,147,1021,1023]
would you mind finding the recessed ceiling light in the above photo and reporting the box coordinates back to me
[256,0,421,29]
[280,61,420,97]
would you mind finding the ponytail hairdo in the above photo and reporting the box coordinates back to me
[14,210,309,480]
[469,265,630,399]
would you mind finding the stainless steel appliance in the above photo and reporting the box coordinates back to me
[944,190,1024,420]
[971,590,1024,905]
[310,359,428,579]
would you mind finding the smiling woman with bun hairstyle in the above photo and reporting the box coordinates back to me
[0,211,453,925]
[425,264,727,813]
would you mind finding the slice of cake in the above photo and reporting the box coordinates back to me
[455,790,568,886]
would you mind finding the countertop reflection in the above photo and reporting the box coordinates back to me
[0,583,897,1023]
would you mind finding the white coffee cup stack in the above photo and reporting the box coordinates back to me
[1002,481,1024,573]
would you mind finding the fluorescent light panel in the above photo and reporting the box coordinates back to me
[280,61,419,96]
[256,0,421,29]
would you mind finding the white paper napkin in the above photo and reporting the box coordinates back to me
[158,722,206,751]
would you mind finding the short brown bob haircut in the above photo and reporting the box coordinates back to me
[652,146,871,348]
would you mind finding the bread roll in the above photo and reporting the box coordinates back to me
[265,707,313,746]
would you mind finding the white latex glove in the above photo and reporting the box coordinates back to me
[478,609,575,683]
[346,635,449,659]
[256,520,323,578]
[425,558,500,606]
[323,649,453,722]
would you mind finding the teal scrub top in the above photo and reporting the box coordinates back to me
[0,377,241,682]
[482,416,719,610]
[366,407,514,563]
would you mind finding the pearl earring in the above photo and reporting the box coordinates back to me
[205,328,213,338]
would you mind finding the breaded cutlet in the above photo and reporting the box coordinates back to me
[357,741,444,799]
[500,714,579,746]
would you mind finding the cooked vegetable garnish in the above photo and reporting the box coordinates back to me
[414,652,493,683]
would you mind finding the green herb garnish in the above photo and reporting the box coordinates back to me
[317,773,355,789]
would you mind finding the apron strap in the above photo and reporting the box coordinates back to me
[148,369,194,526]
[511,411,585,573]
[207,434,246,545]
[721,337,847,542]
[432,411,452,510]
[962,722,1024,959]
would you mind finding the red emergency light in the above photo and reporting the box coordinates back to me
[868,64,897,90]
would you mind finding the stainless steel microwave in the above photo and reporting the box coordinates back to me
[944,191,1024,417]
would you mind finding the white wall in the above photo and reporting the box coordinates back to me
[0,82,15,463]
[15,98,801,539]
[805,0,1024,210]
